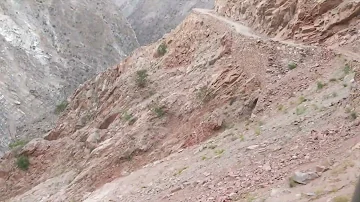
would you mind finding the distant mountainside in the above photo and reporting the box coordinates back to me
[0,0,139,155]
[114,0,214,45]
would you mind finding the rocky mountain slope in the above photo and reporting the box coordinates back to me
[1,0,360,201]
[215,0,360,53]
[0,0,139,155]
[114,0,214,45]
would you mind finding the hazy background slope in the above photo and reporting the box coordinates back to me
[0,0,139,155]
[114,0,214,45]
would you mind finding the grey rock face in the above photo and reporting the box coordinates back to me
[114,0,214,45]
[0,0,139,155]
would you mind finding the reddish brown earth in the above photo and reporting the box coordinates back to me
[1,0,360,202]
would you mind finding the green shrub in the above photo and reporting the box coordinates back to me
[122,111,133,121]
[157,43,167,56]
[122,111,137,125]
[317,81,325,90]
[344,64,351,75]
[350,112,358,120]
[296,106,306,115]
[124,154,133,161]
[153,107,165,118]
[288,62,297,70]
[55,101,68,114]
[16,155,30,171]
[150,103,165,118]
[135,70,148,88]
[9,139,28,149]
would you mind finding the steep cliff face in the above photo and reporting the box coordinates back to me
[0,0,139,155]
[215,0,360,51]
[114,0,214,45]
[1,1,360,202]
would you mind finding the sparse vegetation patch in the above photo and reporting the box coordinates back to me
[122,111,133,121]
[136,69,149,88]
[151,104,165,118]
[122,111,137,125]
[350,111,357,120]
[55,100,68,114]
[288,62,297,70]
[332,196,349,202]
[16,155,30,171]
[9,139,28,149]
[344,64,351,75]
[317,81,325,90]
[296,106,306,115]
[239,134,245,141]
[157,43,167,56]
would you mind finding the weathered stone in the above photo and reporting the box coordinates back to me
[352,142,360,150]
[203,172,211,177]
[292,171,319,184]
[263,162,272,171]
[170,186,182,193]
[270,188,291,197]
[315,165,327,173]
[246,145,259,150]
[20,138,50,157]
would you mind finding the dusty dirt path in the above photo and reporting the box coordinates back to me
[193,8,312,49]
[193,8,261,39]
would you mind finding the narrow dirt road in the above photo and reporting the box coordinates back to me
[193,8,261,39]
